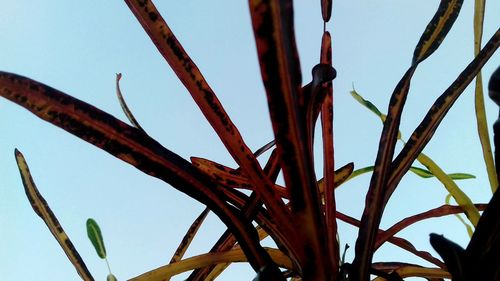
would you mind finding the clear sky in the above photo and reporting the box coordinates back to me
[1,1,499,280]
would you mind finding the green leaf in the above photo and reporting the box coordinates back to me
[86,218,107,259]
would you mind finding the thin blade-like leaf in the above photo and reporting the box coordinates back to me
[169,208,210,264]
[336,211,445,268]
[15,149,94,281]
[465,184,500,280]
[375,203,487,249]
[351,88,480,227]
[86,218,107,259]
[320,30,339,277]
[446,194,474,237]
[124,2,295,256]
[116,73,145,132]
[0,72,272,272]
[412,0,464,64]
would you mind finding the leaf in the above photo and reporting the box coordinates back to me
[429,234,466,278]
[320,30,339,275]
[412,0,464,64]
[371,264,451,280]
[409,167,475,180]
[465,184,500,280]
[248,1,328,277]
[375,203,487,249]
[336,211,445,268]
[169,208,210,264]
[472,0,498,193]
[388,29,500,206]
[417,153,480,226]
[350,88,480,226]
[0,72,271,273]
[124,1,294,255]
[129,248,293,281]
[14,149,94,281]
[254,140,276,158]
[86,218,107,259]
[445,194,474,237]
[190,157,289,198]
[115,73,145,132]
[321,0,332,22]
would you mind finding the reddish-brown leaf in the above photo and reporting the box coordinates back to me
[0,72,271,272]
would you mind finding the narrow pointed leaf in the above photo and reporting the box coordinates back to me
[472,0,497,193]
[124,1,295,253]
[249,1,329,276]
[86,218,107,259]
[130,248,293,281]
[412,0,464,64]
[14,149,94,281]
[254,140,276,158]
[446,194,474,237]
[465,184,500,280]
[116,73,145,132]
[387,29,500,206]
[429,234,467,278]
[351,88,480,228]
[321,0,332,22]
[375,203,487,248]
[0,72,272,272]
[169,208,210,264]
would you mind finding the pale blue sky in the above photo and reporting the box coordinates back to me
[1,1,499,280]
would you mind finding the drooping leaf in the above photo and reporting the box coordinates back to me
[86,218,107,259]
[429,234,467,279]
[14,149,94,281]
[412,0,464,64]
[115,73,146,133]
[321,0,332,22]
[0,72,271,272]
